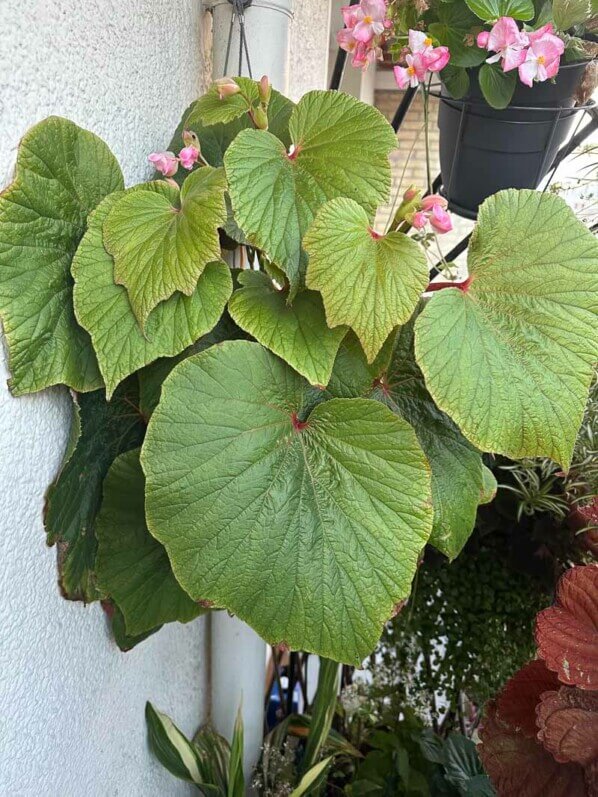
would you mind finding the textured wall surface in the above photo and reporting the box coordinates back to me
[289,0,332,100]
[0,2,210,795]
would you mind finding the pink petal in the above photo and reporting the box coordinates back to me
[421,194,448,211]
[409,29,430,53]
[477,31,490,48]
[488,16,522,52]
[502,44,528,71]
[337,28,357,52]
[393,65,411,89]
[429,204,452,233]
[411,211,429,229]
[411,52,429,81]
[353,20,375,42]
[528,23,555,43]
[361,0,387,22]
[518,57,537,87]
[424,45,450,72]
[341,5,362,27]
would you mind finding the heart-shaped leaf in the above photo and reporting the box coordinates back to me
[0,116,122,395]
[430,5,488,67]
[535,564,598,690]
[141,340,432,664]
[96,449,203,635]
[72,189,231,398]
[224,91,396,289]
[44,378,145,601]
[495,659,561,738]
[415,190,598,468]
[191,77,260,126]
[104,167,227,328]
[228,271,347,386]
[326,329,487,560]
[465,0,534,20]
[479,63,517,109]
[304,198,428,362]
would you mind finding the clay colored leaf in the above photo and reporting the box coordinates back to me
[224,90,396,288]
[72,190,231,398]
[228,271,347,386]
[0,116,122,395]
[415,190,598,468]
[478,700,586,797]
[326,329,488,560]
[141,340,433,664]
[495,659,560,738]
[535,564,598,690]
[44,378,145,601]
[304,197,428,362]
[96,449,203,636]
[536,687,598,767]
[104,167,227,328]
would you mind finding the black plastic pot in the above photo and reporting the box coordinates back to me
[437,61,589,218]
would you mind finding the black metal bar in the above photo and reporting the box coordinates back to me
[391,87,419,131]
[536,107,562,189]
[328,0,360,91]
[550,106,598,173]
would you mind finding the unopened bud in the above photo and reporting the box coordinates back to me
[402,184,419,202]
[393,186,423,226]
[182,129,200,149]
[253,106,269,131]
[214,77,240,99]
[258,75,272,106]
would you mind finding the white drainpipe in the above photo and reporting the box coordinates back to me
[205,0,294,778]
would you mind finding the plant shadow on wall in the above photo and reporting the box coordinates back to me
[0,63,597,794]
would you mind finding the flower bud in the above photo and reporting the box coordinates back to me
[253,106,269,131]
[148,151,179,177]
[182,129,200,149]
[403,184,419,202]
[477,30,490,49]
[393,186,422,226]
[179,146,200,170]
[258,75,272,106]
[214,77,240,99]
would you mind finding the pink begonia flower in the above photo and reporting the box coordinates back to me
[518,36,564,86]
[341,4,361,28]
[394,52,428,88]
[486,17,529,72]
[411,210,429,230]
[528,22,556,43]
[179,146,200,170]
[477,30,490,48]
[421,194,448,211]
[352,0,388,43]
[428,203,452,233]
[148,151,179,177]
[353,42,382,68]
[408,29,450,72]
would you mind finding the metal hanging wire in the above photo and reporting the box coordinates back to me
[223,0,254,78]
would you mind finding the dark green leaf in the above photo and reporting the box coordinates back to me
[145,702,203,784]
[478,64,517,109]
[105,601,160,651]
[441,65,471,99]
[429,5,488,67]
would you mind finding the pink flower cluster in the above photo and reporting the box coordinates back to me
[477,19,565,87]
[148,132,200,177]
[337,0,390,70]
[394,30,450,90]
[410,194,452,233]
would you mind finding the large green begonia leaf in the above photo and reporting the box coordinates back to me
[224,91,396,289]
[415,190,598,468]
[326,330,488,560]
[465,0,534,20]
[191,77,260,126]
[72,189,231,398]
[96,449,203,635]
[104,167,227,328]
[44,377,145,601]
[141,340,433,663]
[304,198,428,362]
[0,116,122,395]
[228,270,347,386]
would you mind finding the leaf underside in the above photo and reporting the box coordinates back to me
[0,116,122,395]
[141,340,433,664]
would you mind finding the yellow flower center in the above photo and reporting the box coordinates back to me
[407,65,416,76]
[424,37,433,46]
[537,54,546,65]
[363,15,373,23]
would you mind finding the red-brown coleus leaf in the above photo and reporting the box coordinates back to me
[496,659,560,737]
[478,700,587,797]
[536,564,598,690]
[536,686,598,767]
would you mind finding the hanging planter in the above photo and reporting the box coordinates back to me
[436,60,593,218]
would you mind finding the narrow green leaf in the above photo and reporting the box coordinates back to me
[72,189,231,397]
[224,91,396,289]
[44,378,145,600]
[479,64,517,109]
[290,757,333,797]
[104,168,227,328]
[141,340,433,664]
[145,702,203,784]
[304,198,428,362]
[96,449,203,635]
[228,271,347,385]
[415,190,598,468]
[465,0,534,19]
[302,658,340,774]
[227,707,245,797]
[0,116,122,395]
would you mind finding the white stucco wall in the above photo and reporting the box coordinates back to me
[288,0,332,101]
[0,2,211,795]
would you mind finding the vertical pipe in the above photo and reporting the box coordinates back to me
[206,0,294,779]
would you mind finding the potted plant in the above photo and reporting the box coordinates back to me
[338,0,597,214]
